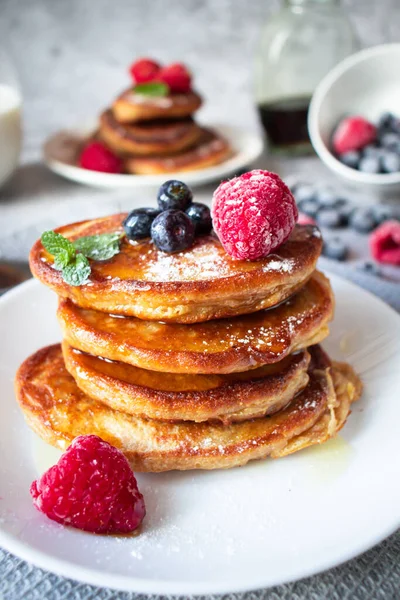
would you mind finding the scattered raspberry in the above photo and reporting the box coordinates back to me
[332,116,377,154]
[298,212,316,226]
[30,435,145,534]
[130,58,161,84]
[158,63,192,93]
[79,142,123,174]
[211,170,298,260]
[369,220,400,265]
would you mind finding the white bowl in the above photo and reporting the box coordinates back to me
[308,44,400,199]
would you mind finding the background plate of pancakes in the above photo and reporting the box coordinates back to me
[43,123,264,188]
[1,273,400,594]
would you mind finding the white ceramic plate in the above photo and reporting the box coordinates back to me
[43,124,264,188]
[0,274,399,595]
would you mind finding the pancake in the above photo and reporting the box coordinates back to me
[62,341,310,423]
[125,128,233,175]
[112,88,202,123]
[99,110,203,156]
[15,345,362,472]
[30,219,322,323]
[58,271,333,374]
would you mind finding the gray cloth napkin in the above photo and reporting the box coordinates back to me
[1,264,399,600]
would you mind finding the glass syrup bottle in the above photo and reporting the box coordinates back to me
[255,0,358,155]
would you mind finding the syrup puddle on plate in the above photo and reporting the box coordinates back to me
[301,436,354,484]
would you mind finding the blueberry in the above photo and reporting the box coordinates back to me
[381,151,400,173]
[362,145,382,158]
[349,208,378,233]
[151,210,195,253]
[185,202,212,235]
[357,261,381,276]
[157,180,193,211]
[380,132,400,150]
[338,203,354,226]
[378,112,395,133]
[338,150,360,169]
[294,184,315,204]
[123,208,160,240]
[372,204,393,225]
[316,188,338,208]
[391,118,400,135]
[322,238,348,261]
[359,156,381,174]
[297,199,320,218]
[316,208,343,229]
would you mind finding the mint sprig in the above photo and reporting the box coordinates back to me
[134,82,169,97]
[41,230,123,286]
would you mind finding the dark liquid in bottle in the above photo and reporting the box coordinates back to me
[258,96,311,152]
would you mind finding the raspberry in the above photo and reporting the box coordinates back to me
[79,142,123,174]
[130,58,161,84]
[211,170,298,260]
[369,220,400,265]
[30,435,145,534]
[158,63,192,93]
[297,212,316,226]
[332,116,377,154]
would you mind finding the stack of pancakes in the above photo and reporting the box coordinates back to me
[17,216,362,472]
[96,87,232,175]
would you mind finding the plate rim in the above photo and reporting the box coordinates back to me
[42,123,264,189]
[0,273,400,595]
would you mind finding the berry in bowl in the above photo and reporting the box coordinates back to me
[308,43,400,198]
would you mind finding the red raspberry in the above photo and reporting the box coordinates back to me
[30,435,145,534]
[369,220,400,265]
[298,212,316,226]
[332,116,377,154]
[79,142,123,174]
[158,63,192,93]
[211,170,298,260]
[129,58,161,84]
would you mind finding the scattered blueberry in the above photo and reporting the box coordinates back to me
[316,188,338,208]
[349,208,377,233]
[123,208,160,240]
[380,132,400,149]
[151,209,195,253]
[359,156,381,174]
[157,180,193,211]
[322,237,348,261]
[338,203,354,225]
[316,208,343,229]
[185,202,212,235]
[372,204,392,225]
[297,199,320,218]
[294,184,315,204]
[381,151,400,173]
[339,150,360,169]
[357,261,381,276]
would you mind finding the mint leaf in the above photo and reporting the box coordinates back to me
[41,231,75,261]
[134,82,169,97]
[73,233,123,261]
[62,254,91,286]
[53,249,72,271]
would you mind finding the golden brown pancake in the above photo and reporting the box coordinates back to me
[112,88,202,123]
[99,110,203,156]
[125,129,233,175]
[30,219,323,323]
[15,344,362,472]
[58,271,333,374]
[62,341,310,423]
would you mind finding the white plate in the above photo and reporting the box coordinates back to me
[43,124,264,188]
[0,274,399,595]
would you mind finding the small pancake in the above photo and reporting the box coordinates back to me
[15,344,361,472]
[62,341,310,423]
[125,128,232,175]
[112,88,202,123]
[58,271,333,374]
[30,219,322,323]
[99,110,203,156]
